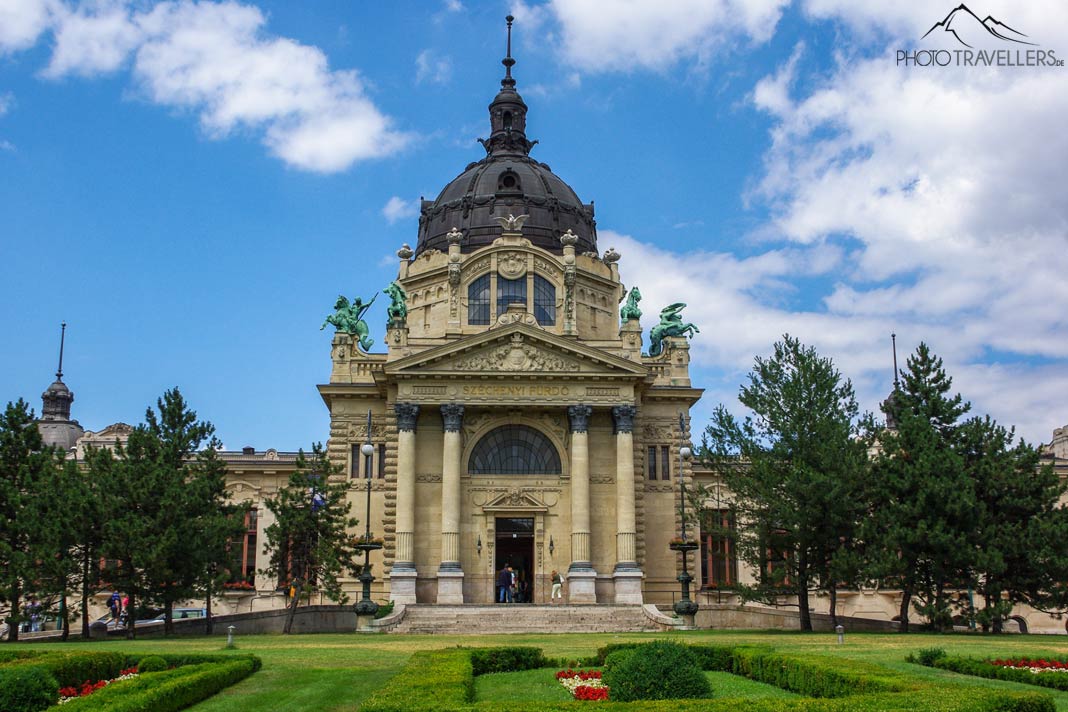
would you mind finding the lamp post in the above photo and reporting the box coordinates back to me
[671,412,699,620]
[355,410,382,618]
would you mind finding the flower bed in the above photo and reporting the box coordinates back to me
[59,668,139,704]
[555,669,608,701]
[991,659,1068,674]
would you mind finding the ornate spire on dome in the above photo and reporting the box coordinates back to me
[479,15,537,157]
[41,322,74,421]
[881,332,902,429]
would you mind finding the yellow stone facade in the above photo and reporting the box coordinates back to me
[319,227,701,605]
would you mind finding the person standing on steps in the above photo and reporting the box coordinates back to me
[497,565,511,603]
[550,570,563,602]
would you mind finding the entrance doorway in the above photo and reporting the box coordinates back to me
[495,517,534,603]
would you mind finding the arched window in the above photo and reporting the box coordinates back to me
[468,274,490,325]
[468,425,562,475]
[497,276,526,316]
[503,111,513,130]
[533,275,555,326]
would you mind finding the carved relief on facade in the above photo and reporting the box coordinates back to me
[451,334,580,372]
[497,252,527,279]
[348,423,389,441]
[416,473,443,483]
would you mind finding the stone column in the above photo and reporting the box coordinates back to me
[391,402,419,605]
[612,404,643,604]
[437,403,465,604]
[567,404,597,603]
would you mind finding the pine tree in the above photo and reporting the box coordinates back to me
[961,415,1068,631]
[99,388,239,637]
[0,399,65,641]
[261,443,359,634]
[701,335,867,631]
[865,342,972,632]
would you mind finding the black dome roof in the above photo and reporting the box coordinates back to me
[416,20,597,257]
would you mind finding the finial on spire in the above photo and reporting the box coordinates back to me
[501,15,516,89]
[57,322,67,381]
[891,332,899,389]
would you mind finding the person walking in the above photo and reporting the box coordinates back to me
[497,565,511,603]
[550,570,563,602]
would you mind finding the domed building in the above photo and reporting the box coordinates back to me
[314,21,703,607]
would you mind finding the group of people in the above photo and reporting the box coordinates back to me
[495,565,566,603]
[108,591,130,625]
[20,598,43,633]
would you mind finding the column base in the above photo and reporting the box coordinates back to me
[356,613,377,633]
[436,569,465,604]
[566,569,598,604]
[389,568,417,605]
[613,569,644,604]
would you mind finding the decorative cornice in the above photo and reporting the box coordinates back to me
[441,403,465,432]
[612,404,637,434]
[395,402,420,432]
[567,404,592,433]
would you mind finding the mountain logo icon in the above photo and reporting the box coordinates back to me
[921,4,1037,48]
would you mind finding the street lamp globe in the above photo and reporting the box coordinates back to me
[361,443,374,458]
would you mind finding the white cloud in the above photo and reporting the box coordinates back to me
[382,196,419,224]
[443,0,463,12]
[514,0,790,73]
[0,0,57,55]
[0,139,15,151]
[415,48,452,85]
[0,91,12,115]
[17,0,410,172]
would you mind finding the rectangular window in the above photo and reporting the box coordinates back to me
[761,529,791,587]
[647,446,658,480]
[229,509,258,586]
[701,509,737,589]
[661,446,671,481]
[378,443,386,478]
[351,444,360,478]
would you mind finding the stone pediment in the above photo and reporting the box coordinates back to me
[479,488,553,512]
[385,323,646,379]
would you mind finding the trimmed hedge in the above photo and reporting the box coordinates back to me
[138,656,168,673]
[59,659,258,712]
[362,649,474,712]
[0,650,44,665]
[927,654,1068,693]
[363,645,1053,712]
[36,651,127,687]
[0,665,59,712]
[469,647,548,675]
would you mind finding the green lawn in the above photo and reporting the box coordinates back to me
[9,630,1068,711]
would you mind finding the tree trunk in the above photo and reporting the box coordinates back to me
[164,598,173,635]
[126,591,136,640]
[7,586,20,642]
[797,554,812,631]
[60,593,69,642]
[80,551,91,639]
[898,589,911,634]
[205,580,214,636]
[829,585,839,628]
[283,581,302,635]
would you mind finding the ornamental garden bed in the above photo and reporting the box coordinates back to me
[0,650,261,712]
[911,647,1068,693]
[361,643,1054,712]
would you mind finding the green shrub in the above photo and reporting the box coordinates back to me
[731,647,909,698]
[908,647,947,666]
[0,650,43,666]
[59,659,257,712]
[0,665,59,712]
[594,642,642,665]
[126,652,262,673]
[375,600,395,619]
[603,647,637,674]
[602,640,712,702]
[469,647,548,675]
[138,656,168,673]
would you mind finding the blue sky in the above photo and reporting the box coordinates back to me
[1,0,1066,450]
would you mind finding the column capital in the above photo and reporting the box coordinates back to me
[567,404,593,433]
[440,403,465,432]
[611,404,637,434]
[395,402,420,432]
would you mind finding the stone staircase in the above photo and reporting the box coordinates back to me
[381,604,679,634]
